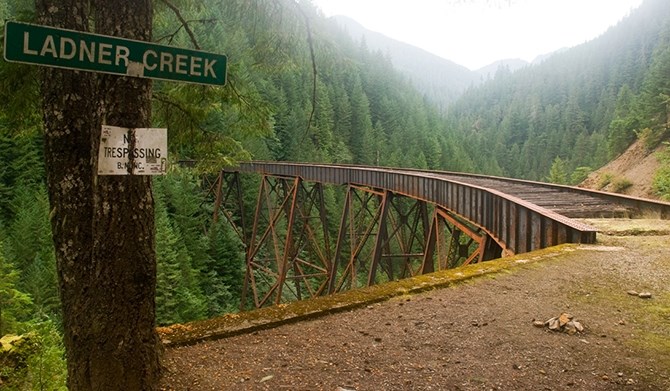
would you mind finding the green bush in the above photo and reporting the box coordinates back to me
[611,177,634,193]
[653,144,670,200]
[653,167,670,200]
[598,173,614,190]
[636,127,670,152]
[0,322,67,391]
[570,166,592,185]
[0,333,39,389]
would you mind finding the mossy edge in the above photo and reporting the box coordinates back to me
[158,244,577,347]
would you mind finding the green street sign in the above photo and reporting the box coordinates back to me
[3,21,227,86]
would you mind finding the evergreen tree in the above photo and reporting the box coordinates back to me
[0,238,32,335]
[636,27,670,149]
[6,186,60,323]
[154,195,207,326]
[547,156,569,185]
[155,169,212,272]
[653,144,670,200]
[607,84,639,157]
[348,75,374,165]
[204,221,245,315]
[0,132,44,221]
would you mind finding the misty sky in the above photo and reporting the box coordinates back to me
[311,0,644,70]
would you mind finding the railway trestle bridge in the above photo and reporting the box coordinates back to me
[205,162,670,309]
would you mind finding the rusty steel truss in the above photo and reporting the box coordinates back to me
[210,171,508,309]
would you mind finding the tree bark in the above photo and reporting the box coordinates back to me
[36,0,161,389]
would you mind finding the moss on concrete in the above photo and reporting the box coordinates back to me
[158,244,577,347]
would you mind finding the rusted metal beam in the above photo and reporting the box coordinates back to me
[208,172,248,242]
[235,176,336,308]
[367,190,392,286]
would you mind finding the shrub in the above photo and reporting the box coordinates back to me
[598,173,614,190]
[0,322,67,391]
[653,143,670,200]
[653,169,670,200]
[570,166,592,185]
[611,177,634,193]
[636,127,669,152]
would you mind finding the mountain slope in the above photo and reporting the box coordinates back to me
[580,140,664,200]
[475,58,529,80]
[331,15,478,109]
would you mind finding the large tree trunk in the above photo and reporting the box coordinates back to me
[36,0,161,389]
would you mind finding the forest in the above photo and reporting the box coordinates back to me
[1,0,669,388]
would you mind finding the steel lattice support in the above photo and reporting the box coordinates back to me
[421,207,502,273]
[329,185,386,293]
[239,175,332,308]
[208,171,247,242]
[215,172,503,309]
[374,197,431,283]
[328,186,495,295]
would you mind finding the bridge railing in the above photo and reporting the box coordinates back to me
[399,167,670,219]
[226,162,598,255]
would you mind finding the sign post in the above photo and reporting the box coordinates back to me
[4,21,227,86]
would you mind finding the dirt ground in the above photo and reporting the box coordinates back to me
[580,140,665,199]
[159,220,670,391]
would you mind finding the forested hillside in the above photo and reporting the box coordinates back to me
[447,0,670,185]
[1,0,670,386]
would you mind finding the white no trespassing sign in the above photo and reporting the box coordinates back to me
[98,125,168,175]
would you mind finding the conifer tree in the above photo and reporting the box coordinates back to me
[7,186,60,322]
[0,238,32,335]
[204,220,245,314]
[547,156,569,185]
[35,1,162,387]
[348,75,374,164]
[607,84,639,157]
[154,195,207,325]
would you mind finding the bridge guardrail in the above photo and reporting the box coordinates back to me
[225,162,599,255]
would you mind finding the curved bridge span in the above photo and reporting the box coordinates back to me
[214,162,670,308]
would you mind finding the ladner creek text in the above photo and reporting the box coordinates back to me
[21,31,219,78]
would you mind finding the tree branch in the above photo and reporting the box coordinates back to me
[160,0,201,49]
[153,91,205,131]
[156,18,216,45]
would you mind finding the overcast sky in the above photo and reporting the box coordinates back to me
[311,0,644,70]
